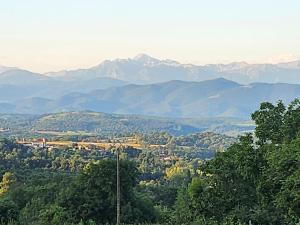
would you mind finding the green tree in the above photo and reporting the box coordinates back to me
[252,101,285,145]
[58,160,157,224]
[0,172,16,196]
[282,99,300,142]
[175,187,193,224]
[0,198,18,224]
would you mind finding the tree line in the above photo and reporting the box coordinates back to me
[0,100,300,224]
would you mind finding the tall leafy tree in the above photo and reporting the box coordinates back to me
[252,101,285,145]
[58,159,156,224]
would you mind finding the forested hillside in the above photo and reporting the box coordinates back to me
[0,112,253,137]
[2,78,300,118]
[0,100,300,225]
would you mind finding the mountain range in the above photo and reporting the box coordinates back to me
[1,78,300,118]
[45,54,300,84]
[1,54,300,86]
[0,54,300,118]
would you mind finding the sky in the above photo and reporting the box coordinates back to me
[0,0,300,73]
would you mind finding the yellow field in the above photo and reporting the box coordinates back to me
[18,139,168,149]
[18,131,172,149]
[19,140,142,149]
[35,130,95,136]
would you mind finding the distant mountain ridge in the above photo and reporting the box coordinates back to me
[44,55,300,84]
[0,69,127,101]
[1,55,300,118]
[0,65,18,74]
[1,78,300,118]
[2,54,300,85]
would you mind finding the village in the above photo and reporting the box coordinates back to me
[15,137,182,163]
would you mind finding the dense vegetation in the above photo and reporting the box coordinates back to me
[0,100,300,224]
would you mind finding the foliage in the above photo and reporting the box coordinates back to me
[0,99,300,224]
[184,99,300,224]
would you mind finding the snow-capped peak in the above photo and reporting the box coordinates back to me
[133,54,160,64]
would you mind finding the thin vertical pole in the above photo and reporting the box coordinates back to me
[116,146,121,225]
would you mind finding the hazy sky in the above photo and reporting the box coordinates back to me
[1,0,300,73]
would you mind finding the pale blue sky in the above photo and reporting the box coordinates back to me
[0,0,300,72]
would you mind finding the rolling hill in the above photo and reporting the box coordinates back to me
[2,78,300,118]
[0,111,253,136]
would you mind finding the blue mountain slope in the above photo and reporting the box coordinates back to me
[4,78,300,119]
